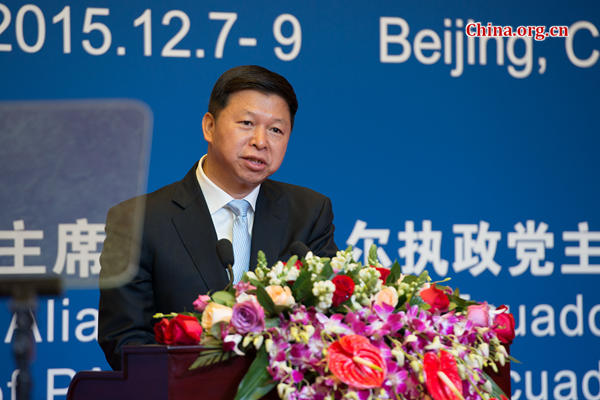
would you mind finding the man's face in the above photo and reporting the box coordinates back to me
[203,89,292,197]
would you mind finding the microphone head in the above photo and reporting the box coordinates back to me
[216,238,235,268]
[288,241,310,259]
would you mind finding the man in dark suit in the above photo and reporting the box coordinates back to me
[98,65,338,370]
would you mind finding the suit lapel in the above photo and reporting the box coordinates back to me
[250,180,287,269]
[170,164,229,290]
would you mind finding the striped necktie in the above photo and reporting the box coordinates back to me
[227,199,251,283]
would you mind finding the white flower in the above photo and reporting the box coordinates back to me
[425,336,444,351]
[253,335,264,349]
[265,338,274,353]
[236,293,257,303]
[330,249,353,272]
[224,334,245,356]
[312,280,335,311]
[392,348,405,366]
[285,266,300,282]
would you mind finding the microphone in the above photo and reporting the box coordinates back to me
[216,239,235,290]
[288,241,311,259]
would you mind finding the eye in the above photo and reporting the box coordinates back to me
[239,120,253,127]
[270,127,284,135]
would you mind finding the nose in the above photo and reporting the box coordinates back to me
[250,127,267,149]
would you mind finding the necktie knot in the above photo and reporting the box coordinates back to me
[228,199,250,218]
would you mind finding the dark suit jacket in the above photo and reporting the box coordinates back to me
[98,164,337,369]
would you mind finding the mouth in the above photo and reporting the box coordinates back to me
[241,156,267,169]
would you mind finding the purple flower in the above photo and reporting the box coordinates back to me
[291,370,304,383]
[230,300,265,334]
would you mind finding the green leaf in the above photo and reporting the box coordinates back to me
[481,370,508,399]
[286,255,298,269]
[409,293,427,308]
[367,244,378,266]
[417,270,431,284]
[386,261,402,285]
[292,269,313,302]
[189,348,233,370]
[320,262,334,280]
[255,285,276,316]
[212,291,236,307]
[210,321,226,338]
[234,347,275,400]
[248,277,262,288]
[265,317,280,328]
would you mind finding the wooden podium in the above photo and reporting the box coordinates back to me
[67,345,510,399]
[67,345,277,400]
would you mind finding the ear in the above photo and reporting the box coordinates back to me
[202,112,215,143]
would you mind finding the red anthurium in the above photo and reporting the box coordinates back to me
[327,335,387,389]
[423,350,463,400]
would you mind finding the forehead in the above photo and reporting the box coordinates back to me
[223,90,291,122]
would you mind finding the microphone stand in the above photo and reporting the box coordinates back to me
[224,264,234,291]
[0,275,62,400]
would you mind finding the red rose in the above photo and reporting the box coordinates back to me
[154,318,174,345]
[493,306,515,344]
[169,314,203,345]
[373,266,391,283]
[419,285,449,312]
[331,275,355,307]
[295,260,303,270]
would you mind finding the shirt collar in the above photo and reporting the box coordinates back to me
[196,155,260,214]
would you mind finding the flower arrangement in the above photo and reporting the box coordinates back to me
[154,246,516,400]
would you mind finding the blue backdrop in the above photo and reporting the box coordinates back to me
[1,1,599,399]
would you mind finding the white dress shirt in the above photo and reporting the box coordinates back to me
[195,155,260,241]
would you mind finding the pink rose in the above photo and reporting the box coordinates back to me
[419,285,449,312]
[374,286,398,308]
[467,302,490,327]
[193,294,211,312]
[230,300,265,334]
[234,281,256,297]
[493,305,516,344]
[169,314,203,345]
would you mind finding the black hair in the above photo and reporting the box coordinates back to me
[208,65,298,128]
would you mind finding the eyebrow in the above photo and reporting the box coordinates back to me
[242,110,290,126]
